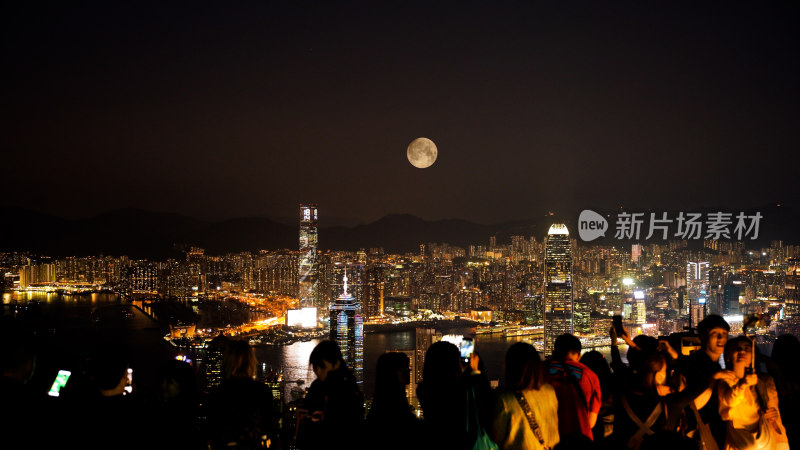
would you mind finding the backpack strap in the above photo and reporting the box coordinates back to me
[622,395,662,449]
[689,402,719,450]
[514,391,549,450]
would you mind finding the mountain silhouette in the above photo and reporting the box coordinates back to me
[0,204,795,258]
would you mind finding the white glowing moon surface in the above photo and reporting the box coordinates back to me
[407,137,438,168]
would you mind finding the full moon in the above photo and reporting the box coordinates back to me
[407,137,438,168]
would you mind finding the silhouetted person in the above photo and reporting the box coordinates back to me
[492,342,559,450]
[366,352,419,450]
[149,359,205,449]
[580,350,613,442]
[546,334,602,442]
[769,334,800,447]
[416,340,468,450]
[464,349,493,440]
[678,314,729,449]
[206,339,274,449]
[79,349,144,450]
[297,340,364,450]
[612,350,726,450]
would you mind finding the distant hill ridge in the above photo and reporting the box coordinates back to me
[0,205,796,258]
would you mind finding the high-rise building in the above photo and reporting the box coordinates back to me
[723,284,741,316]
[780,258,800,338]
[686,260,710,326]
[18,263,56,288]
[631,244,642,264]
[329,272,364,385]
[298,204,320,316]
[632,298,647,324]
[573,297,592,334]
[691,299,707,327]
[413,328,440,413]
[686,261,710,293]
[126,261,159,296]
[544,224,573,357]
[365,263,387,318]
[203,335,228,391]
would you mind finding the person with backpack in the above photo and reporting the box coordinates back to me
[492,342,559,450]
[546,334,602,442]
[678,314,730,449]
[612,348,730,449]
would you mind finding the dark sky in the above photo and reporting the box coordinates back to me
[4,1,799,225]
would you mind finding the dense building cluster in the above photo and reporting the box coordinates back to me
[3,234,799,341]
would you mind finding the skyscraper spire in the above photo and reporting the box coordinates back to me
[343,268,349,297]
[330,264,363,385]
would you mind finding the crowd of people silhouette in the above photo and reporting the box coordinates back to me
[1,314,797,449]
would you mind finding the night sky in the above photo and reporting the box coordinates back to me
[4,2,799,225]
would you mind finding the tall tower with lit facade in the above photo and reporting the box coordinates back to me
[780,258,800,338]
[686,261,710,327]
[686,261,710,293]
[329,271,364,385]
[544,224,573,357]
[298,204,319,315]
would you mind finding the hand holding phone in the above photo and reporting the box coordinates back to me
[48,370,71,397]
[459,338,474,364]
[124,368,133,395]
[612,315,625,336]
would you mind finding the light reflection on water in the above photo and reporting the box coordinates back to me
[257,330,624,401]
[255,330,419,401]
[4,291,628,401]
[4,290,104,305]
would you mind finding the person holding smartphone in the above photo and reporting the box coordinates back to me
[678,315,731,450]
[78,349,144,450]
[296,340,364,450]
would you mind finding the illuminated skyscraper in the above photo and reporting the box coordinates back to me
[365,263,387,318]
[686,261,710,292]
[18,263,56,288]
[203,335,228,391]
[691,300,707,327]
[723,284,741,316]
[686,261,710,327]
[780,258,800,338]
[544,224,573,357]
[298,204,319,315]
[329,271,364,385]
[413,328,440,413]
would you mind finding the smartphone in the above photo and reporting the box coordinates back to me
[612,315,624,336]
[124,368,133,395]
[48,370,71,397]
[459,338,474,363]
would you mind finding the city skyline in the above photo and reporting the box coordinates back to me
[3,2,799,225]
[4,4,800,446]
